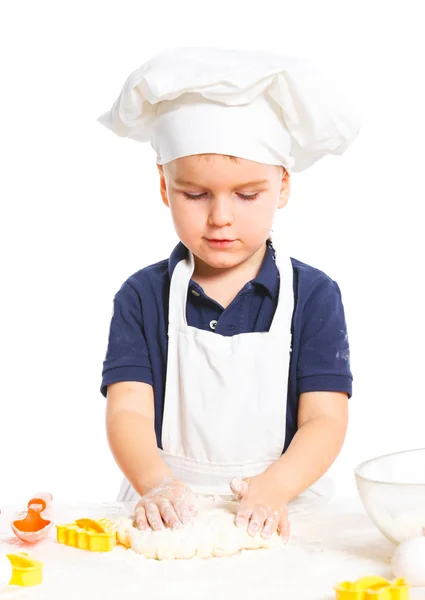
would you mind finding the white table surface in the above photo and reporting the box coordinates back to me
[1,496,423,600]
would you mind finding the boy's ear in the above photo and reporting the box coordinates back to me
[278,168,291,209]
[157,164,170,207]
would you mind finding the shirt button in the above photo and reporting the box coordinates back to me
[209,319,218,330]
[191,289,200,297]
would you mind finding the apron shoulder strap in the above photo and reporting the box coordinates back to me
[269,241,294,336]
[168,252,195,328]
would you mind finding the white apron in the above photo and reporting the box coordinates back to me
[118,244,332,501]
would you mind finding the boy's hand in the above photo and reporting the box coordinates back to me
[135,477,197,532]
[230,475,290,541]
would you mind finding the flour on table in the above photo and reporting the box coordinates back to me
[115,496,283,560]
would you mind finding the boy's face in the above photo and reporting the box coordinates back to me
[158,154,290,270]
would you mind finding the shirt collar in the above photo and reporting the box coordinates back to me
[251,239,279,297]
[168,240,279,298]
[168,241,188,276]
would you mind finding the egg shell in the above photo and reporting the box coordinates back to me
[10,522,53,544]
[392,536,425,586]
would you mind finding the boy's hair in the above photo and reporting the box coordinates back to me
[197,154,287,175]
[196,154,240,162]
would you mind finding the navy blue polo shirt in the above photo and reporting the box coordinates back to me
[101,241,352,452]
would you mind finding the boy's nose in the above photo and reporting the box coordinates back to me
[208,197,234,227]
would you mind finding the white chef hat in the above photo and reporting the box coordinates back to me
[97,47,361,172]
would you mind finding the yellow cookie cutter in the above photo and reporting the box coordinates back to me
[335,576,409,600]
[56,517,116,552]
[7,552,43,587]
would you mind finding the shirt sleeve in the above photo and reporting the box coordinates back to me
[100,281,153,397]
[297,278,353,398]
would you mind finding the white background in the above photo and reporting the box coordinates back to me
[1,0,424,505]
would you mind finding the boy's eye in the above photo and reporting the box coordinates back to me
[237,193,259,201]
[184,192,207,200]
[183,192,259,201]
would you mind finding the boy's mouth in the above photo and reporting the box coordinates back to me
[205,238,236,248]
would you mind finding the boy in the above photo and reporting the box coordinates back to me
[98,47,360,541]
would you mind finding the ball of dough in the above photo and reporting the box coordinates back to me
[392,536,425,585]
[155,529,178,560]
[129,528,157,559]
[114,497,284,560]
[173,529,197,560]
[115,517,133,548]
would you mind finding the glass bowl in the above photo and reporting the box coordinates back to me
[355,448,425,544]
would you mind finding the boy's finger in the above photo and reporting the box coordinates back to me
[144,502,164,531]
[278,514,290,543]
[261,509,280,539]
[247,505,268,537]
[235,506,252,529]
[230,478,249,500]
[174,497,193,526]
[134,506,149,530]
[158,499,182,530]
